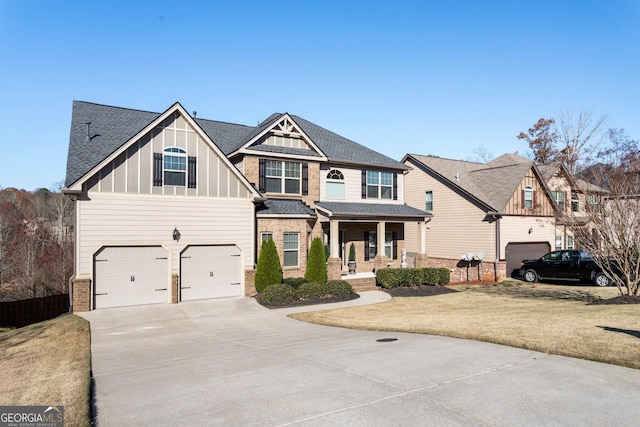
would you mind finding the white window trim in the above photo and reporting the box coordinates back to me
[163,147,187,186]
[261,232,274,243]
[366,170,392,200]
[425,191,433,211]
[266,160,301,194]
[326,169,345,200]
[524,185,533,209]
[283,232,299,267]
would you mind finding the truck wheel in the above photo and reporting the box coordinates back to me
[523,270,538,283]
[594,273,611,287]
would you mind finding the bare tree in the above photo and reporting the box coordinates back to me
[517,118,558,163]
[556,109,608,174]
[573,128,640,296]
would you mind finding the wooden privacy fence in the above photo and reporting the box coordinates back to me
[0,294,70,328]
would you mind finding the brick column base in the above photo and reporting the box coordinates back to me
[327,258,342,281]
[415,254,430,268]
[171,273,179,303]
[244,269,256,296]
[374,256,390,272]
[72,277,91,312]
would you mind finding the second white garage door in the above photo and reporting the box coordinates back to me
[180,245,242,301]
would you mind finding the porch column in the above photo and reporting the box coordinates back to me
[327,219,341,280]
[415,220,430,268]
[374,221,389,271]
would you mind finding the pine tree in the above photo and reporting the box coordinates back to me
[305,237,327,284]
[254,238,283,292]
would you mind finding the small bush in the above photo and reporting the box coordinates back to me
[325,280,354,296]
[376,267,450,288]
[258,284,297,305]
[296,283,328,300]
[305,237,327,284]
[283,277,306,289]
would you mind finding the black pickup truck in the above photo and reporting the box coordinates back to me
[520,249,614,286]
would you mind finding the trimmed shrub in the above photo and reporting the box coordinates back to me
[255,238,283,293]
[325,280,354,296]
[305,237,328,284]
[258,284,296,305]
[296,283,328,300]
[376,267,450,288]
[283,277,306,289]
[324,244,330,261]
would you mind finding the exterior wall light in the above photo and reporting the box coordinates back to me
[528,228,533,234]
[173,227,181,242]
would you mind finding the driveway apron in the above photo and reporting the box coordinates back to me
[81,297,640,426]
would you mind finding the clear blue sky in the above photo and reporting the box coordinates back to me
[1,0,638,191]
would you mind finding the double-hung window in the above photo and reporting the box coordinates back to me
[571,192,580,212]
[366,231,395,260]
[587,195,599,213]
[283,232,299,267]
[265,160,301,194]
[366,171,393,199]
[163,147,187,186]
[551,191,565,211]
[261,232,274,243]
[524,185,534,209]
[425,191,433,211]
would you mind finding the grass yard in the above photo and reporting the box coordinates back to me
[291,281,640,369]
[0,314,92,427]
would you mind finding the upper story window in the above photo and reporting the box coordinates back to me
[551,191,565,211]
[425,191,433,211]
[365,170,393,199]
[571,192,580,212]
[587,195,600,213]
[523,185,534,209]
[164,147,186,186]
[326,169,345,199]
[259,159,308,195]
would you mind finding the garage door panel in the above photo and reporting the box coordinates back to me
[181,245,242,301]
[505,242,550,278]
[94,246,168,309]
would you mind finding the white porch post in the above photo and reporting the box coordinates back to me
[330,220,340,258]
[419,221,427,254]
[377,221,386,258]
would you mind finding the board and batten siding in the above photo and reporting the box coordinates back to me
[499,216,555,259]
[85,111,248,199]
[75,192,255,276]
[319,165,405,204]
[403,161,496,261]
[503,169,555,216]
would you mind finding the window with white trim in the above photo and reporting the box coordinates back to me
[366,171,393,199]
[266,160,301,194]
[524,185,533,209]
[571,192,580,212]
[555,235,562,250]
[425,191,433,211]
[163,147,186,186]
[283,232,299,267]
[326,169,345,199]
[551,191,565,211]
[587,194,600,213]
[261,232,273,243]
[567,235,574,249]
[368,232,393,259]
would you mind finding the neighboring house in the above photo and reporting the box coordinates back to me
[64,101,430,311]
[402,153,559,280]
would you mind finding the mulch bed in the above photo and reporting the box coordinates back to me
[256,293,360,309]
[589,295,640,305]
[382,285,459,297]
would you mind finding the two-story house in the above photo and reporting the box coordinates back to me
[402,153,559,280]
[64,101,430,311]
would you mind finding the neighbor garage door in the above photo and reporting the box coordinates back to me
[180,245,242,301]
[505,242,551,278]
[94,246,169,309]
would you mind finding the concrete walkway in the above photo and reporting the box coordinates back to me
[81,294,640,426]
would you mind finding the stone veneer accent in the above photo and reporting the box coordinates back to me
[72,277,91,312]
[171,274,179,303]
[244,269,256,296]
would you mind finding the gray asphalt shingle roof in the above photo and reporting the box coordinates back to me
[65,101,405,187]
[256,199,316,216]
[314,201,431,218]
[407,153,541,212]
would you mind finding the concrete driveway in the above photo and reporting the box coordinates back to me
[81,295,640,426]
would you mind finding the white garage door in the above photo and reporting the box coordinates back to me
[180,245,242,301]
[94,246,169,309]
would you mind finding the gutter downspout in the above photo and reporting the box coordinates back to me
[495,216,500,281]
